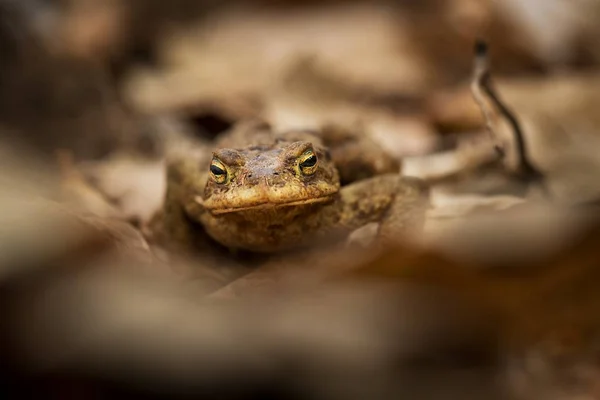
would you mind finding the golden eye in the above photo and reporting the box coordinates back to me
[298,149,318,175]
[209,158,228,184]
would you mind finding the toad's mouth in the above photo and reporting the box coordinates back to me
[195,195,334,215]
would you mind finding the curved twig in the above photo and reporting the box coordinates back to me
[471,39,550,197]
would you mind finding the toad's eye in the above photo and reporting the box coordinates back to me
[209,158,228,183]
[298,150,318,175]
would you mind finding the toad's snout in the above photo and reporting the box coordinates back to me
[242,165,287,188]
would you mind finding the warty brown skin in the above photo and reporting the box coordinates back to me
[159,121,428,253]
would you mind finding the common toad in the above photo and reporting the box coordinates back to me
[157,121,428,253]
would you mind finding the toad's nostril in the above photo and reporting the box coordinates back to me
[273,172,279,176]
[248,173,253,177]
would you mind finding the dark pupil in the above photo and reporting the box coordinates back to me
[210,164,226,176]
[300,155,317,168]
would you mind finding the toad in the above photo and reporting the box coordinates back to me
[156,121,428,253]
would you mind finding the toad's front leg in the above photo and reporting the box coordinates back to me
[153,155,211,252]
[334,174,429,245]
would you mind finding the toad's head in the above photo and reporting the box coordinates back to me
[200,134,340,214]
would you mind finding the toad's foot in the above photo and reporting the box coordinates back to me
[337,174,429,247]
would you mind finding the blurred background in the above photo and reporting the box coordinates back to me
[2,0,600,399]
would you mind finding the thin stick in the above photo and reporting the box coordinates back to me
[471,39,550,197]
